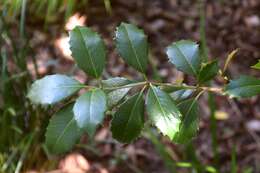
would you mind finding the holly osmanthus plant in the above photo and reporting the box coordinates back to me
[28,22,260,154]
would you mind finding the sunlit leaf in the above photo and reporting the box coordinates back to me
[146,85,181,140]
[28,74,83,105]
[251,60,260,70]
[166,40,201,76]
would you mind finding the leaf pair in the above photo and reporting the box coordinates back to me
[146,85,198,144]
[111,85,199,144]
[70,22,148,78]
[46,88,107,154]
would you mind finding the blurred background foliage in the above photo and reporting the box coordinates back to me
[0,0,260,173]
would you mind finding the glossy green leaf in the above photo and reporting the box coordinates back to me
[166,40,201,76]
[115,22,148,73]
[28,74,83,105]
[73,89,107,136]
[45,104,83,154]
[198,60,218,83]
[69,26,106,78]
[225,75,260,98]
[174,98,199,143]
[251,60,260,70]
[146,85,182,140]
[111,92,145,143]
[102,77,133,108]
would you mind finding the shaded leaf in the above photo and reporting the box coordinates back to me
[106,88,131,109]
[251,60,260,70]
[170,89,194,102]
[102,77,133,88]
[146,85,182,140]
[198,60,218,83]
[28,74,83,105]
[73,89,106,136]
[174,98,199,143]
[102,77,133,108]
[166,40,201,76]
[115,22,148,73]
[225,75,260,98]
[69,26,106,78]
[45,104,83,154]
[111,92,144,143]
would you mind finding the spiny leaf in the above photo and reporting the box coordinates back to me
[225,75,260,98]
[69,26,106,78]
[251,60,260,70]
[28,74,83,105]
[146,85,182,140]
[174,98,199,143]
[166,40,201,76]
[198,60,218,83]
[45,104,83,154]
[115,22,148,73]
[73,89,107,136]
[111,92,145,143]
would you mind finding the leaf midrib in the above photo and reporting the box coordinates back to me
[150,87,175,137]
[172,43,197,75]
[121,93,143,141]
[121,24,144,73]
[78,28,98,77]
[52,117,75,150]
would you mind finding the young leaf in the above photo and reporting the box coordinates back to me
[146,85,182,140]
[225,75,260,98]
[115,22,148,73]
[69,26,106,78]
[111,92,145,143]
[166,40,201,76]
[73,89,107,136]
[102,77,133,108]
[28,74,83,105]
[251,60,260,70]
[198,60,218,83]
[45,104,83,154]
[174,98,199,143]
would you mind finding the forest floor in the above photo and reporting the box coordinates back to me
[9,0,260,172]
